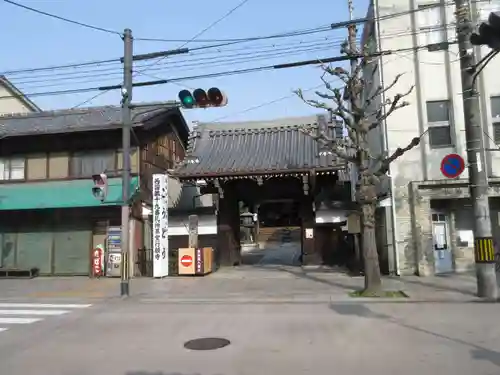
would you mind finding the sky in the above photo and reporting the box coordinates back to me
[0,0,369,126]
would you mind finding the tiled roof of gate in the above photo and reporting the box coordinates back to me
[173,115,348,178]
[0,102,185,137]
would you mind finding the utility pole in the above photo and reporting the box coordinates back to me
[455,0,497,299]
[120,28,133,297]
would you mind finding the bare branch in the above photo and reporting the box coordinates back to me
[300,127,357,164]
[369,85,414,131]
[375,136,421,176]
[364,73,405,111]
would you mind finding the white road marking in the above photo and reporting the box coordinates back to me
[0,310,69,316]
[0,328,8,333]
[0,317,42,324]
[0,303,91,309]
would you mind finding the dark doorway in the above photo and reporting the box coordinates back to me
[240,200,302,267]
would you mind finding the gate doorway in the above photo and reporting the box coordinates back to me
[240,200,302,267]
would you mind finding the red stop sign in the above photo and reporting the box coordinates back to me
[180,255,193,267]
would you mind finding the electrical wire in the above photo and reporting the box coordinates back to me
[1,0,482,77]
[7,23,455,85]
[207,33,461,122]
[0,41,457,103]
[13,42,338,88]
[135,0,252,74]
[209,80,341,122]
[2,0,121,36]
[8,36,343,81]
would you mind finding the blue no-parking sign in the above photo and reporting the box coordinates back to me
[440,153,465,178]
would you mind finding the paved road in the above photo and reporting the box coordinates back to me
[0,269,498,374]
[0,293,498,375]
[0,244,499,374]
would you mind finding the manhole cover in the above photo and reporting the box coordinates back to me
[184,337,231,351]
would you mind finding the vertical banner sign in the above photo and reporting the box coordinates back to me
[153,174,169,277]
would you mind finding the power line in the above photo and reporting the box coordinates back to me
[0,41,458,103]
[180,0,251,49]
[90,0,251,107]
[2,0,121,35]
[8,37,341,80]
[209,38,459,121]
[7,24,456,91]
[71,90,112,109]
[13,43,337,88]
[1,0,475,77]
[210,81,339,122]
[0,58,119,76]
[135,0,253,74]
[5,23,453,84]
[11,22,451,84]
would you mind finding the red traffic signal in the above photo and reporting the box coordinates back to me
[178,88,228,109]
[207,87,227,106]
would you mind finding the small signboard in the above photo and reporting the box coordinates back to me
[440,153,465,178]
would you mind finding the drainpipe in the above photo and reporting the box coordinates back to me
[373,0,400,275]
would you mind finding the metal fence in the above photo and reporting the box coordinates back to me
[136,247,179,277]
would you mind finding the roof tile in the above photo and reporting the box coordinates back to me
[0,103,179,137]
[174,115,348,177]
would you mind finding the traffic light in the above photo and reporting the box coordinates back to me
[178,88,228,109]
[471,12,500,50]
[91,173,108,202]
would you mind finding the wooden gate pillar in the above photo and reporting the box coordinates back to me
[216,184,241,267]
[301,196,321,265]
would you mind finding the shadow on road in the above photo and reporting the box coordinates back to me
[328,303,500,368]
[393,274,478,298]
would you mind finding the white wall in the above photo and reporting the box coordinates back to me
[0,85,34,116]
[372,0,500,181]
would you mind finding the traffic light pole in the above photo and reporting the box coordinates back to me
[120,28,133,297]
[455,0,497,299]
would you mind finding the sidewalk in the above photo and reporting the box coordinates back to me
[130,266,486,303]
[0,266,487,304]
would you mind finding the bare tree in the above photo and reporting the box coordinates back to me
[295,42,420,293]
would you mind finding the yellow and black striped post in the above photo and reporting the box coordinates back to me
[474,237,495,263]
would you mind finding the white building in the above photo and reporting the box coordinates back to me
[361,0,500,276]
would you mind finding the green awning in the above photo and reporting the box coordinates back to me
[0,177,139,210]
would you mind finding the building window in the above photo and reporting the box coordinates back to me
[490,95,500,144]
[426,100,452,147]
[0,157,25,180]
[70,150,115,177]
[417,4,446,46]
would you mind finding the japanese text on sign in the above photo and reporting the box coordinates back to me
[152,174,169,278]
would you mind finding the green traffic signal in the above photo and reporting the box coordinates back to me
[178,90,195,108]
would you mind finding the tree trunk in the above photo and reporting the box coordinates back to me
[361,202,382,292]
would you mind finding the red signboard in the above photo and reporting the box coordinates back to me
[92,247,103,277]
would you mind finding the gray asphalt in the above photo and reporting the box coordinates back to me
[0,244,498,374]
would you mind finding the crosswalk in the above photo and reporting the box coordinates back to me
[0,303,92,334]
